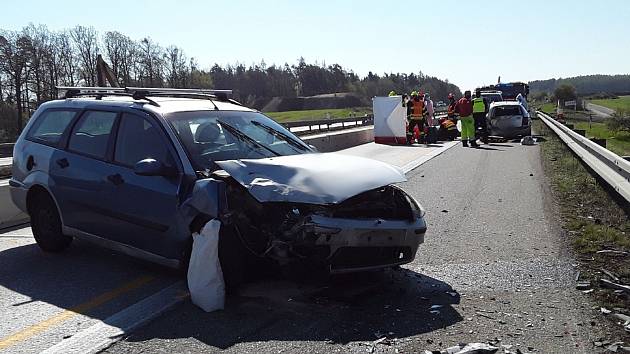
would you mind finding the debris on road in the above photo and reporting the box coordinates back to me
[601,307,613,315]
[576,281,591,290]
[600,279,630,294]
[596,250,629,257]
[601,268,622,282]
[424,342,499,354]
[520,136,536,145]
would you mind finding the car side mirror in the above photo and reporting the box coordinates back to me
[133,158,176,177]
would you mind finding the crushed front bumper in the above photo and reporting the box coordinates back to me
[307,214,426,273]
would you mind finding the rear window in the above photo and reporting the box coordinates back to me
[493,106,522,117]
[26,110,77,146]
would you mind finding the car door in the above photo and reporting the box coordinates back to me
[49,109,119,237]
[100,111,185,259]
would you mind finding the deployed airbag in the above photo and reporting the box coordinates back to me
[187,219,225,312]
[216,153,406,205]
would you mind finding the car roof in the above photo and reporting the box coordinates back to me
[37,96,256,116]
[490,101,523,107]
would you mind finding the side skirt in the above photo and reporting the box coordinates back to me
[63,226,181,269]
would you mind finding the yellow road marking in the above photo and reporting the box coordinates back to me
[0,275,155,350]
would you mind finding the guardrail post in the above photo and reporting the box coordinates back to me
[573,129,586,137]
[590,138,607,148]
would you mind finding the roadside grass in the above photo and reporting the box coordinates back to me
[265,107,372,123]
[539,102,556,114]
[535,119,629,281]
[569,121,630,156]
[590,95,630,111]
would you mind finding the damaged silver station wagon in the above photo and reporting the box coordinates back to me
[10,87,427,284]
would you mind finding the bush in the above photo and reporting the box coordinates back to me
[605,109,630,133]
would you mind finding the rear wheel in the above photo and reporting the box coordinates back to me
[30,193,72,252]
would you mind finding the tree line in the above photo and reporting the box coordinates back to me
[0,24,460,142]
[529,74,630,96]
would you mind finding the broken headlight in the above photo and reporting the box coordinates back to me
[404,192,426,218]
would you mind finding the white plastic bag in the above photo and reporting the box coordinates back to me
[187,219,225,312]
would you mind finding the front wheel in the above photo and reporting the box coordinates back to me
[30,193,72,252]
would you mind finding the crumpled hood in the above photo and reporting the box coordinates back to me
[215,153,406,205]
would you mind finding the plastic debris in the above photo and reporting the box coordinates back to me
[601,307,612,314]
[520,136,536,145]
[187,219,225,312]
[576,281,591,290]
[449,343,498,354]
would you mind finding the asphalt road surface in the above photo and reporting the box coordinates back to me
[585,102,615,119]
[102,142,609,353]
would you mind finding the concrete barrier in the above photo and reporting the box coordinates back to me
[301,126,374,153]
[0,180,28,229]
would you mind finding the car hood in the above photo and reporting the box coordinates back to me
[215,153,406,205]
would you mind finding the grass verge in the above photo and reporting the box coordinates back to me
[265,107,372,123]
[568,121,630,156]
[590,96,630,111]
[535,119,629,318]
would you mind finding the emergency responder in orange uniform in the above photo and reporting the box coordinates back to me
[406,91,426,144]
[447,93,457,120]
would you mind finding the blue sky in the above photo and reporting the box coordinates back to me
[2,0,629,91]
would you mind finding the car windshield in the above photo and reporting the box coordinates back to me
[492,106,522,117]
[482,93,502,102]
[167,110,312,170]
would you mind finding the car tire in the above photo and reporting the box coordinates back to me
[30,193,72,252]
[218,227,246,294]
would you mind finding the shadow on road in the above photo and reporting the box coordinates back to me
[0,239,176,321]
[120,268,463,349]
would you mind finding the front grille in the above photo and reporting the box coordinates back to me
[330,186,413,220]
[330,246,413,270]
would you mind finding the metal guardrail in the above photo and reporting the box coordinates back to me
[282,115,374,136]
[537,111,630,202]
[0,143,14,158]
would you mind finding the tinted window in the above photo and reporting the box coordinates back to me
[115,113,173,167]
[68,111,117,159]
[493,106,522,117]
[27,110,76,146]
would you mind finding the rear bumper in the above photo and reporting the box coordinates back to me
[8,178,28,213]
[490,125,531,138]
[307,214,426,273]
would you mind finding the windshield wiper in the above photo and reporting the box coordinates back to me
[216,121,280,157]
[250,121,309,152]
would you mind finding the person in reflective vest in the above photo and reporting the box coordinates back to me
[472,89,489,144]
[406,91,426,144]
[455,90,476,147]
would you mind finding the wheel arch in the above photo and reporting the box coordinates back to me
[26,184,65,226]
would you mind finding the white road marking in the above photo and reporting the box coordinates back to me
[40,281,188,354]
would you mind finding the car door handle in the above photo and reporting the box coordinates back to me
[106,173,124,186]
[56,158,69,169]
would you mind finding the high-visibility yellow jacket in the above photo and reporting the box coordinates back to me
[472,97,486,114]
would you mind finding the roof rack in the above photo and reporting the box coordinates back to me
[55,87,235,106]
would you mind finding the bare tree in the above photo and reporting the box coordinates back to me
[70,25,98,86]
[137,37,164,87]
[164,45,188,88]
[0,30,32,131]
[55,31,77,86]
[104,31,137,85]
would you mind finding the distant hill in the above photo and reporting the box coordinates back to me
[529,74,630,96]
